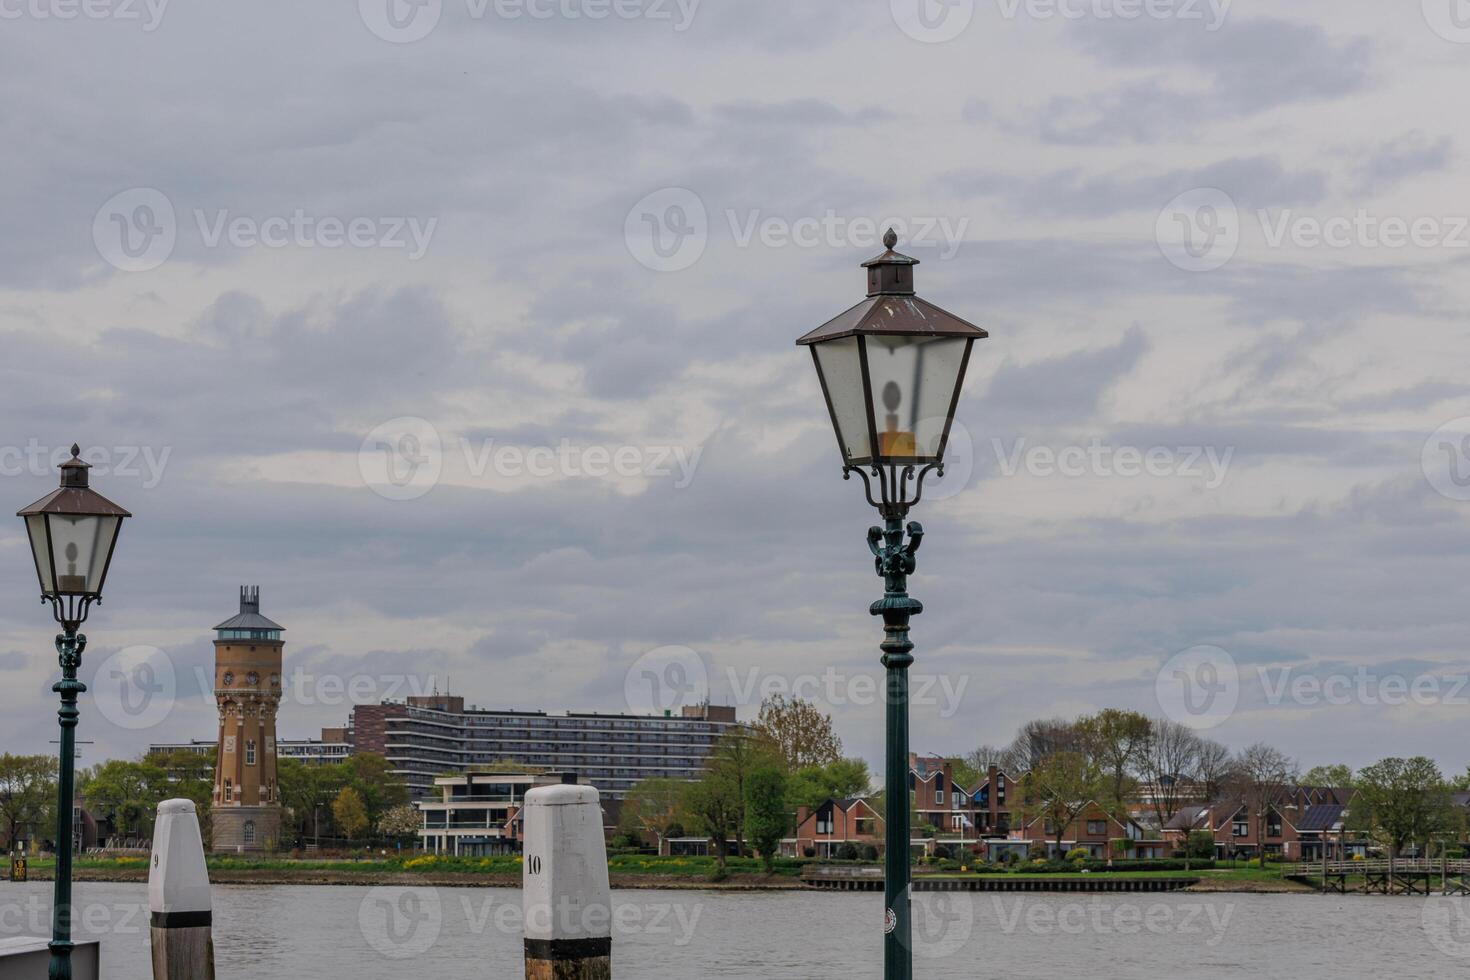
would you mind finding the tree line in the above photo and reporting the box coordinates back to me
[618,694,864,874]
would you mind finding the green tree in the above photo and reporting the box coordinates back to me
[619,777,687,848]
[279,757,346,842]
[1018,751,1104,853]
[1302,764,1354,789]
[743,767,788,873]
[752,695,843,770]
[332,786,369,842]
[0,754,57,852]
[80,758,169,837]
[785,758,871,812]
[1077,709,1152,816]
[681,737,755,872]
[1351,757,1455,857]
[343,753,409,825]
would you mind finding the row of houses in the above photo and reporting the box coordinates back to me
[779,755,1395,863]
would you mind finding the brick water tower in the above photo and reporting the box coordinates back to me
[210,586,284,851]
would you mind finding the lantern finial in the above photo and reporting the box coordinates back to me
[883,227,898,250]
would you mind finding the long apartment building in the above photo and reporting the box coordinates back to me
[350,694,740,799]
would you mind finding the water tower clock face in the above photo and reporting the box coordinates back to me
[247,671,259,686]
[222,671,234,686]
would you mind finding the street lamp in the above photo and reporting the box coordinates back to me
[17,445,129,980]
[797,230,985,980]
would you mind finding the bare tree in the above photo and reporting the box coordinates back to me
[1228,743,1298,858]
[1192,737,1232,801]
[1008,718,1084,772]
[1139,718,1202,830]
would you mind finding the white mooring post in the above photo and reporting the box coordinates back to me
[522,777,612,980]
[148,799,215,980]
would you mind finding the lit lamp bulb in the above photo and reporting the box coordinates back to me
[879,380,915,457]
[59,540,84,593]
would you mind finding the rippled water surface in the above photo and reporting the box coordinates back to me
[2,881,1467,979]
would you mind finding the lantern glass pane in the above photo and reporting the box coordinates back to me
[25,514,54,595]
[813,337,873,464]
[864,335,969,462]
[47,514,119,596]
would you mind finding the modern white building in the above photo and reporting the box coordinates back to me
[417,771,593,856]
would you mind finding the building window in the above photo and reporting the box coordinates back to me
[245,740,256,765]
[1233,819,1248,838]
[935,789,944,805]
[1087,820,1107,836]
[244,821,256,846]
[1266,812,1282,838]
[816,816,834,834]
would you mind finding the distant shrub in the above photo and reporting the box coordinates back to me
[836,843,859,862]
[1065,848,1090,862]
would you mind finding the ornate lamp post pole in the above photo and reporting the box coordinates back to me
[797,231,986,980]
[17,446,130,980]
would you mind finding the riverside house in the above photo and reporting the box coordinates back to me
[1160,786,1356,860]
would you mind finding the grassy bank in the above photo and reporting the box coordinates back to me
[8,855,1312,892]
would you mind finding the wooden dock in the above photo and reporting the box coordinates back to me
[800,867,1198,893]
[1286,858,1470,896]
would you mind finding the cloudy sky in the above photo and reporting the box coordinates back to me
[2,0,1469,780]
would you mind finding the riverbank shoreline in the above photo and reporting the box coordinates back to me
[15,867,1316,893]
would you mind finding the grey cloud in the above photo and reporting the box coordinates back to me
[1034,18,1372,144]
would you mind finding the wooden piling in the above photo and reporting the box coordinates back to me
[522,780,612,980]
[149,799,215,980]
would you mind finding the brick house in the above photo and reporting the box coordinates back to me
[910,756,1019,843]
[1162,786,1356,860]
[786,798,884,858]
[1012,801,1166,859]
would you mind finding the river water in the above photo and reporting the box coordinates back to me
[2,881,1468,978]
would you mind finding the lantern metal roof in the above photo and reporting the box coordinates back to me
[795,230,988,346]
[16,447,132,520]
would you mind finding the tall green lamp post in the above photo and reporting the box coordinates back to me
[797,231,986,980]
[17,446,130,980]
